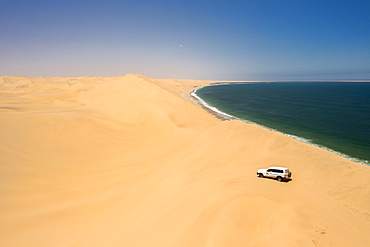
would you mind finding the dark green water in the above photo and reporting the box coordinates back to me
[196,82,370,165]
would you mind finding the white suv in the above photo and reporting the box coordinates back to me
[257,166,292,182]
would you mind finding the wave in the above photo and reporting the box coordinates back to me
[191,89,235,120]
[191,88,369,166]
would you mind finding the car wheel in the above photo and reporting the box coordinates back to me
[277,176,282,182]
[258,173,264,178]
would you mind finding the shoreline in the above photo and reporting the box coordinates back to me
[188,84,370,166]
[182,87,233,121]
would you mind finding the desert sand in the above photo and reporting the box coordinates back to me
[1,74,369,247]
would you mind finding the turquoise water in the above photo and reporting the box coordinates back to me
[196,82,370,165]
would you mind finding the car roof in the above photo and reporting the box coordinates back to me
[268,166,289,170]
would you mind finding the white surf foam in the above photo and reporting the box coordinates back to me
[191,89,235,120]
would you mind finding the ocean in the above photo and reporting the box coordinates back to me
[195,82,370,165]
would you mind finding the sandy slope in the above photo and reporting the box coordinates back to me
[0,74,369,247]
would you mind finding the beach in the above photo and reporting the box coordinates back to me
[1,74,370,246]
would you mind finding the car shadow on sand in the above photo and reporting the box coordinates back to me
[258,176,292,183]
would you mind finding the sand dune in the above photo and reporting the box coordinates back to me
[1,74,369,246]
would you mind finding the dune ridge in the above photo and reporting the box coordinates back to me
[0,74,369,247]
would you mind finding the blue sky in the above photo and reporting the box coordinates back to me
[1,0,369,80]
